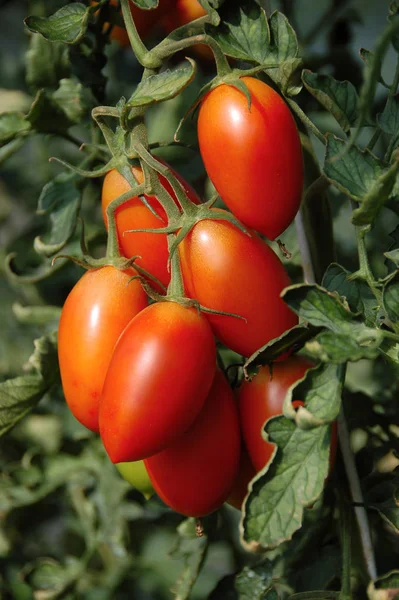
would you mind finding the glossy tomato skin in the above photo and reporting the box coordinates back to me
[198,77,304,240]
[145,370,241,517]
[58,267,147,432]
[179,210,298,358]
[239,357,337,472]
[99,301,216,463]
[116,460,154,498]
[102,163,200,288]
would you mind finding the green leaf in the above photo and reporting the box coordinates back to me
[25,3,89,45]
[283,363,344,428]
[35,174,81,257]
[264,12,301,95]
[306,331,380,363]
[322,263,378,327]
[26,89,73,136]
[324,135,384,201]
[364,470,399,534]
[359,48,389,88]
[53,78,93,123]
[127,59,196,108]
[302,70,359,133]
[367,570,399,600]
[282,283,363,332]
[383,272,399,326]
[378,95,399,151]
[352,155,399,226]
[241,417,332,550]
[0,112,31,147]
[0,332,58,437]
[282,284,384,361]
[25,34,70,91]
[131,0,159,8]
[243,324,320,379]
[234,563,276,600]
[207,1,269,63]
[170,519,208,600]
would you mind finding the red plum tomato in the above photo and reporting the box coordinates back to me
[145,369,241,517]
[239,357,337,472]
[58,266,147,432]
[102,163,200,289]
[226,446,257,511]
[179,210,298,358]
[99,301,216,463]
[197,77,304,240]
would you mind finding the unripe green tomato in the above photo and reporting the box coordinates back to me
[116,461,154,499]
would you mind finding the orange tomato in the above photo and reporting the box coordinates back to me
[58,266,147,432]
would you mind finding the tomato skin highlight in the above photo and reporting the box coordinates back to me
[179,210,298,358]
[197,77,304,240]
[239,357,337,472]
[99,301,216,463]
[102,164,200,288]
[145,370,241,517]
[58,267,147,432]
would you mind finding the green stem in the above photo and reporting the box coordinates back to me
[366,128,381,152]
[338,494,352,600]
[167,236,185,297]
[132,142,182,221]
[351,201,382,305]
[105,183,146,261]
[155,34,231,77]
[286,98,327,145]
[337,406,377,581]
[120,0,161,69]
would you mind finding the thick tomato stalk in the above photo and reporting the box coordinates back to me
[58,266,147,432]
[239,357,338,472]
[102,163,200,288]
[99,301,216,463]
[145,369,241,517]
[178,210,298,358]
[197,77,304,240]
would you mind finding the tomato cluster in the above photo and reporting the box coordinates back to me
[57,10,330,516]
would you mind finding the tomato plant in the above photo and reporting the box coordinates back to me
[239,357,337,471]
[58,266,147,432]
[161,0,212,61]
[144,369,241,517]
[99,301,216,463]
[102,163,200,288]
[92,0,173,47]
[179,210,298,357]
[116,460,154,498]
[197,77,304,240]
